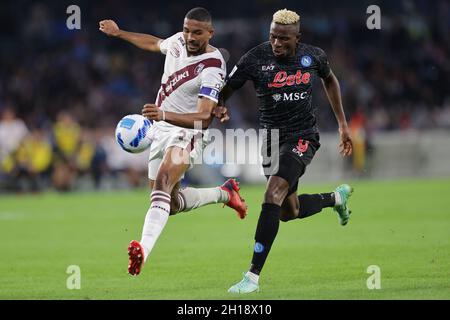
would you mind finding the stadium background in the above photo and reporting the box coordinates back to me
[0,0,449,300]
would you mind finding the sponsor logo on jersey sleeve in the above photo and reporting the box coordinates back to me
[169,43,181,58]
[228,65,238,78]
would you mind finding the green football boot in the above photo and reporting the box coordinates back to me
[333,184,354,226]
[228,273,260,294]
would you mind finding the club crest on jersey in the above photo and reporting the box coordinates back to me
[194,63,205,75]
[268,70,311,88]
[292,139,309,157]
[301,55,312,67]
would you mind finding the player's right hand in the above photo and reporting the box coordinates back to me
[142,103,163,121]
[338,126,353,157]
[212,106,230,123]
[99,20,120,36]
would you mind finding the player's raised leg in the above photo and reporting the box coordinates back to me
[151,175,247,219]
[173,178,247,219]
[148,152,247,219]
[279,185,354,225]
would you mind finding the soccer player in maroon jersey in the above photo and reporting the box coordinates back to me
[100,8,247,277]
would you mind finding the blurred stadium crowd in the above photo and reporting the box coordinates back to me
[0,0,449,192]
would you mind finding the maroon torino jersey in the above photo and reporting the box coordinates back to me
[227,41,331,141]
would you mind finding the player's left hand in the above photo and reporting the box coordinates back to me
[339,126,353,156]
[99,20,120,37]
[142,103,162,121]
[212,106,230,123]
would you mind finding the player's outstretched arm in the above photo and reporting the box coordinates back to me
[321,70,353,156]
[99,20,162,53]
[142,97,217,130]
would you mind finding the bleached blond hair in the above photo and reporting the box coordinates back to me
[272,9,300,25]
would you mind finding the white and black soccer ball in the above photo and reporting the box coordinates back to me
[115,114,153,153]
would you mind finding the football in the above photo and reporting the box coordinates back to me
[115,114,153,153]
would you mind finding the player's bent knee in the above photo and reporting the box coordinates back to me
[279,210,298,222]
[264,176,290,205]
[264,186,289,205]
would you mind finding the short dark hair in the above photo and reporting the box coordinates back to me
[185,7,212,23]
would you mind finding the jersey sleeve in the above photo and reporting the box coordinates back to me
[316,47,331,79]
[198,63,226,103]
[226,51,254,90]
[158,38,169,55]
[158,33,180,55]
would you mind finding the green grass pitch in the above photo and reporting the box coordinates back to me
[0,178,449,299]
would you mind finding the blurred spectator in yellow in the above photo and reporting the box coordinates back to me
[53,112,81,159]
[14,128,53,191]
[75,130,95,172]
[75,129,108,189]
[348,108,372,177]
[16,129,52,173]
[51,112,81,191]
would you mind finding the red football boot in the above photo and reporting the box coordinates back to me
[220,179,248,219]
[127,240,144,276]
